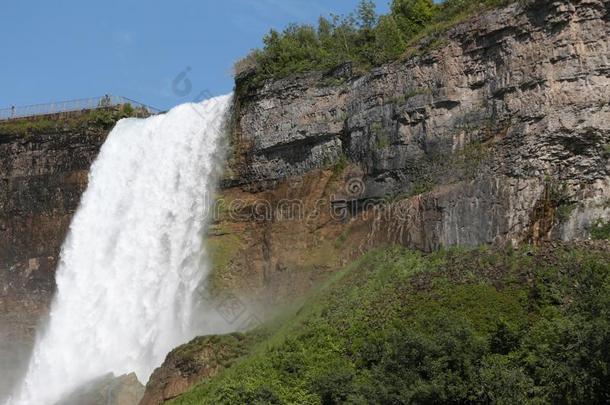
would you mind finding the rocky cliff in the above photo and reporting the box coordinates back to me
[1,0,609,403]
[0,113,117,400]
[144,0,610,400]
[207,0,609,302]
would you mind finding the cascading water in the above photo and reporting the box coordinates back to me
[8,94,232,405]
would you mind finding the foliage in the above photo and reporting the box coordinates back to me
[0,104,143,136]
[172,332,268,371]
[590,219,610,240]
[171,243,610,404]
[374,14,407,63]
[330,153,348,178]
[234,0,516,84]
[391,0,437,38]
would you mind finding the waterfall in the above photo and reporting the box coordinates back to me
[8,94,232,405]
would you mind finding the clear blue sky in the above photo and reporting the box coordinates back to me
[0,0,389,111]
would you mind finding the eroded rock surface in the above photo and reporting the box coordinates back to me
[140,333,259,405]
[2,0,609,402]
[143,1,610,400]
[229,0,610,248]
[0,118,110,400]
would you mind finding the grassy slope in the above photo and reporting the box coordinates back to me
[171,243,609,404]
[0,106,145,136]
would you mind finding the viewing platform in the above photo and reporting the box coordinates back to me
[0,95,161,121]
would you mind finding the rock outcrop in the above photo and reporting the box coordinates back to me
[140,1,609,400]
[2,0,609,402]
[0,114,112,400]
[204,0,610,303]
[0,125,107,295]
[229,0,609,247]
[140,333,260,405]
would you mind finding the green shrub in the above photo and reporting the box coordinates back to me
[0,107,141,136]
[477,355,536,405]
[330,153,348,177]
[120,103,134,116]
[310,360,356,404]
[391,0,437,38]
[590,219,610,240]
[171,244,610,404]
[374,15,407,63]
[236,0,518,85]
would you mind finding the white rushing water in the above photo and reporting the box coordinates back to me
[9,95,232,405]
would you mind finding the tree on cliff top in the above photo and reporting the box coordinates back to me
[391,0,437,38]
[234,0,515,82]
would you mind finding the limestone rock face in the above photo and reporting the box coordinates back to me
[1,0,610,401]
[0,120,109,400]
[230,0,610,247]
[140,334,255,405]
[0,128,106,296]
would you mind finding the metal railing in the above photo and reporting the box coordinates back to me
[0,95,162,121]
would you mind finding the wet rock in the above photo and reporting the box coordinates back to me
[57,373,144,405]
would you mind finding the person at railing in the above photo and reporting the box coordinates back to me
[99,94,111,108]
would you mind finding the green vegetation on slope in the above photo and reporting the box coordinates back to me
[170,331,270,373]
[0,104,144,136]
[590,219,610,240]
[171,243,609,404]
[234,0,513,85]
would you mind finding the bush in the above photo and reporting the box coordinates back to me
[236,0,517,85]
[0,107,141,137]
[590,219,610,240]
[374,15,407,64]
[391,0,437,38]
[477,355,536,405]
[171,244,610,404]
[310,362,356,404]
[120,103,134,116]
[354,316,486,403]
